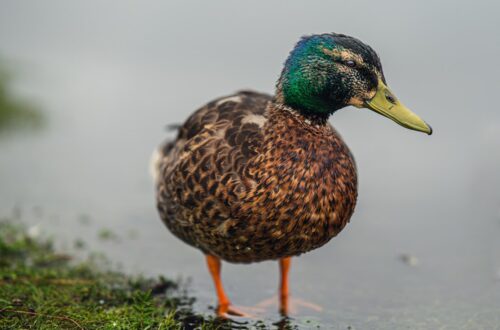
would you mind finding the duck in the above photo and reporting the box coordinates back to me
[153,32,432,317]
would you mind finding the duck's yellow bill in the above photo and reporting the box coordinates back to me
[364,79,432,135]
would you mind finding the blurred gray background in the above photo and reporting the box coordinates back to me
[0,1,499,328]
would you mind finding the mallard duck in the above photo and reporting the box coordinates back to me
[153,33,432,317]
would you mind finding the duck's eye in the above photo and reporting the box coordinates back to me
[345,60,356,68]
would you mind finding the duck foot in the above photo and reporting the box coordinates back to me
[255,295,323,316]
[215,303,264,318]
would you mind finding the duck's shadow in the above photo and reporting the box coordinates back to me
[166,299,320,329]
[212,315,299,330]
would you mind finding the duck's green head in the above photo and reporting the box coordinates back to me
[277,33,432,135]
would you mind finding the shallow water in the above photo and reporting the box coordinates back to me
[1,1,499,328]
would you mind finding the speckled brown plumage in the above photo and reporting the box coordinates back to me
[155,90,357,263]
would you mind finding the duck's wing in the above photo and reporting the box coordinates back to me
[155,91,272,245]
[154,90,271,178]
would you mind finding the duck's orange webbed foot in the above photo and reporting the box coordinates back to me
[256,295,323,316]
[256,257,323,316]
[216,302,263,318]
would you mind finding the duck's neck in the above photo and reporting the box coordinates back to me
[275,64,346,121]
[271,99,330,128]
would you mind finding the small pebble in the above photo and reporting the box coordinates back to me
[399,253,419,267]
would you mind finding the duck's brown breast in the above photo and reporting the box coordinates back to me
[223,106,358,262]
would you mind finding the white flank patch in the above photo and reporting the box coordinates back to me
[241,114,267,127]
[215,95,242,106]
[149,147,162,182]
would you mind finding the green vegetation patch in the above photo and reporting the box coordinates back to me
[0,62,43,131]
[0,220,226,329]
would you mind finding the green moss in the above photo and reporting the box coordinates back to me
[0,220,229,329]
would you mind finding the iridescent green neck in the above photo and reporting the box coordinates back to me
[279,70,332,116]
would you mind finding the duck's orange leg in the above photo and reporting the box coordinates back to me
[205,254,248,317]
[279,257,291,315]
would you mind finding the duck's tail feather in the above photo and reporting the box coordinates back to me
[149,146,163,183]
[165,123,182,131]
[150,123,181,182]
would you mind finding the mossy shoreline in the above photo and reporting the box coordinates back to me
[0,220,238,329]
